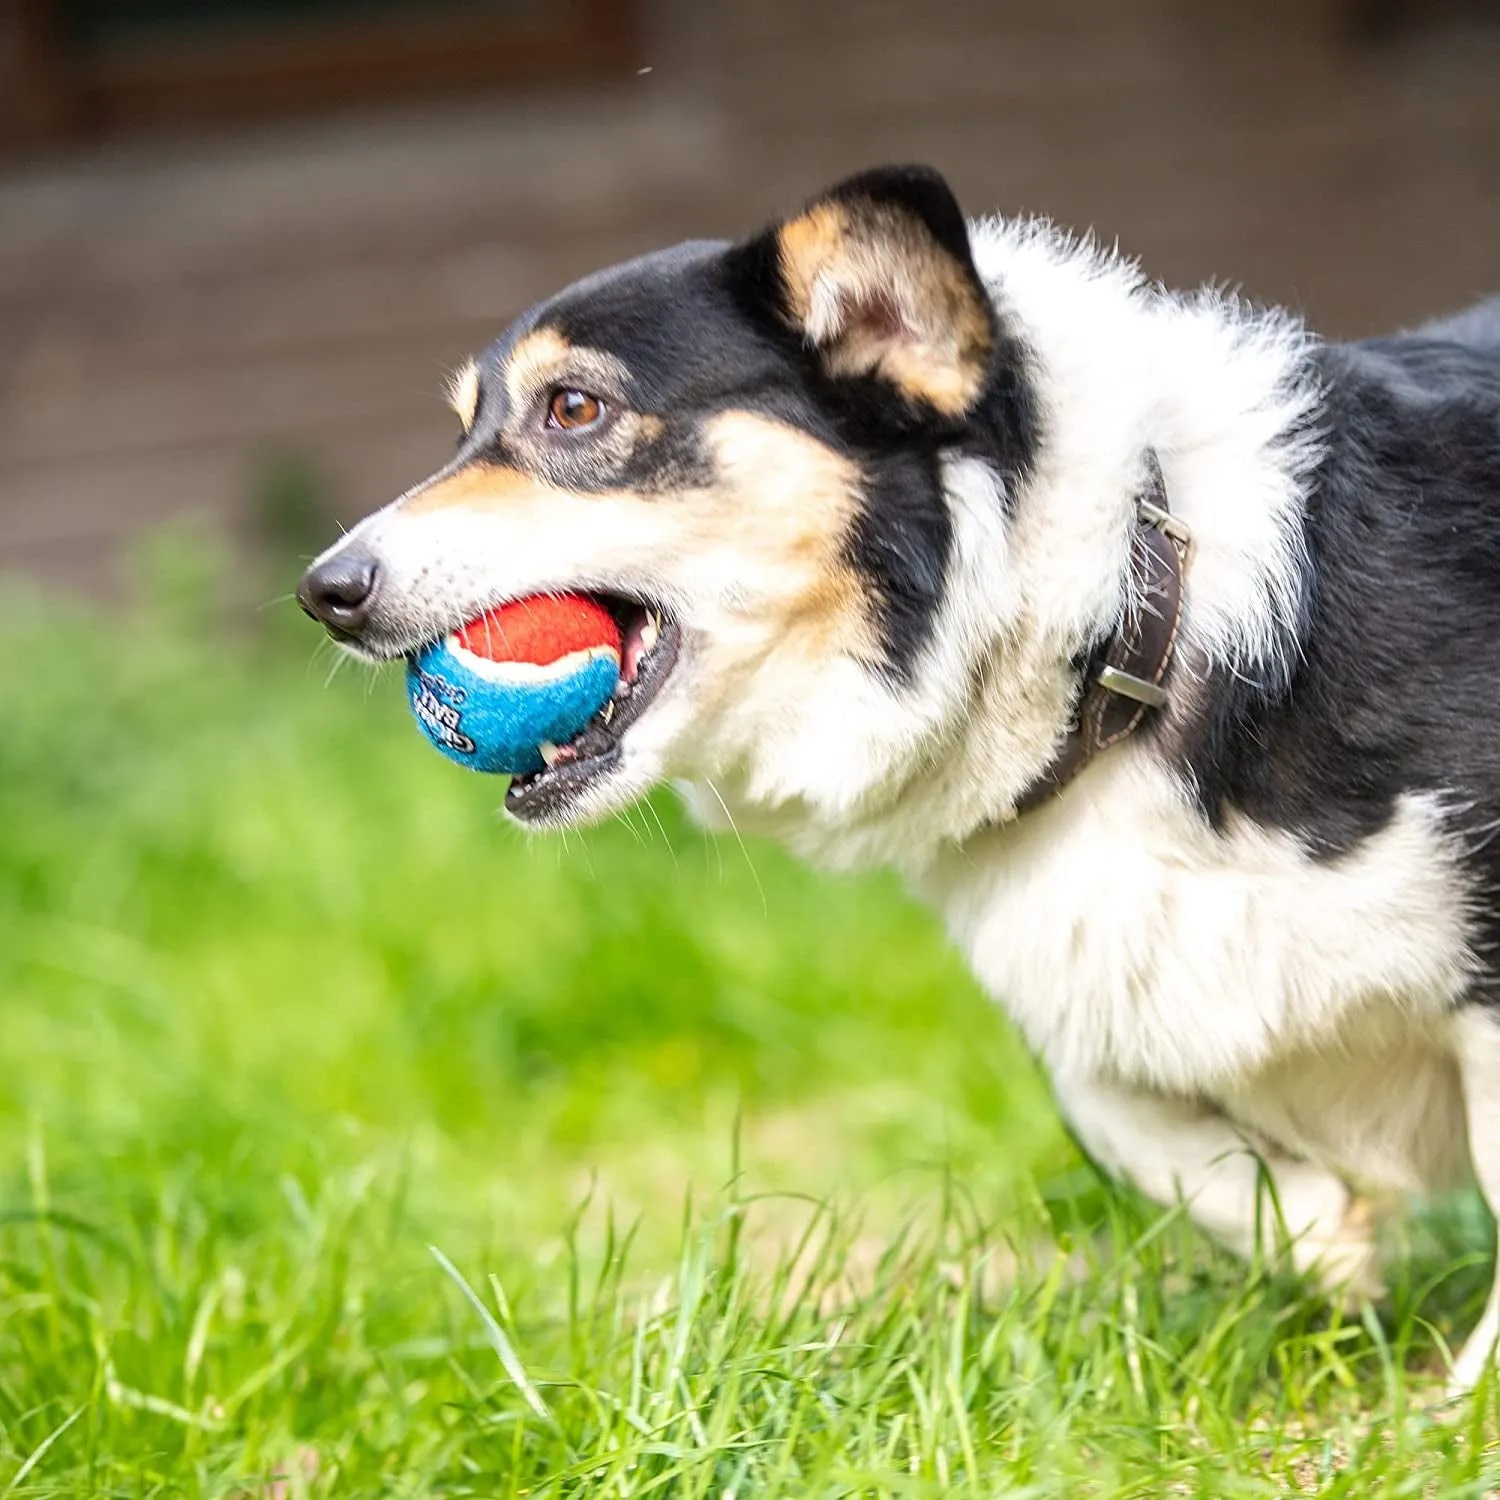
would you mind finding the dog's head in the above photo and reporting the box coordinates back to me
[299,165,1044,848]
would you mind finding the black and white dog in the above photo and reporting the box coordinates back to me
[298,166,1500,1390]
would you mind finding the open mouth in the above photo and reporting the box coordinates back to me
[504,596,681,821]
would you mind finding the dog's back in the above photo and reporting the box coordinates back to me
[1412,294,1500,357]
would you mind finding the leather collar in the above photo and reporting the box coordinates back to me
[1014,453,1192,816]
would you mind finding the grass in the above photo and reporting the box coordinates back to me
[1,537,1499,1495]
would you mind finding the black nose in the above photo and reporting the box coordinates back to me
[297,548,380,637]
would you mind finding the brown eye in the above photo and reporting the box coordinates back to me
[547,388,604,431]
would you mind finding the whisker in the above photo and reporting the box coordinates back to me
[612,808,647,848]
[576,827,598,881]
[697,825,724,884]
[576,828,600,882]
[629,800,659,850]
[642,797,680,874]
[1467,817,1500,856]
[703,777,766,916]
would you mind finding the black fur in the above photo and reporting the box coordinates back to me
[1173,298,1500,939]
[844,451,954,682]
[467,241,757,493]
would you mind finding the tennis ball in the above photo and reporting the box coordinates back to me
[406,594,621,775]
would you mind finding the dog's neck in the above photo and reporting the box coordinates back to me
[968,215,1319,687]
[685,220,1322,872]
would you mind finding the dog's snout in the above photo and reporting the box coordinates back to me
[297,548,380,637]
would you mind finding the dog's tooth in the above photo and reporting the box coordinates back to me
[599,699,615,725]
[640,613,660,653]
[539,740,561,767]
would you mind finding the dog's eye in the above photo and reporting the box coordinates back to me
[546,388,605,432]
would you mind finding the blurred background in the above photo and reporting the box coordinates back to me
[2,0,1499,586]
[0,2,1498,1488]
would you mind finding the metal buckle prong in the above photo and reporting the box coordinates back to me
[1095,665,1170,709]
[1137,499,1193,548]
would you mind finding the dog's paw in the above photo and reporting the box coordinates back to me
[1287,1184,1384,1310]
[1446,1340,1494,1397]
[1447,1318,1500,1397]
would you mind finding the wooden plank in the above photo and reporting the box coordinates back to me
[739,93,1499,223]
[73,0,642,134]
[727,40,1343,135]
[0,92,733,290]
[3,335,472,467]
[0,411,451,577]
[0,0,79,148]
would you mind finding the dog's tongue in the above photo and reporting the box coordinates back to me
[620,610,661,683]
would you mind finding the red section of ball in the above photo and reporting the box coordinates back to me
[456,593,621,666]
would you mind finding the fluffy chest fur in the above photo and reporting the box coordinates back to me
[912,753,1475,1188]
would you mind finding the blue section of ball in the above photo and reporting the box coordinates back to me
[405,635,619,775]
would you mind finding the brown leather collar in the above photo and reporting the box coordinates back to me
[1014,454,1192,815]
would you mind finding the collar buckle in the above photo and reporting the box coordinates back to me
[1095,664,1171,710]
[1011,451,1192,818]
[1137,497,1195,563]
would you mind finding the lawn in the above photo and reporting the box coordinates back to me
[2,539,1499,1496]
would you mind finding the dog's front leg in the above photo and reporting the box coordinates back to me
[1053,1072,1379,1297]
[1450,1007,1500,1393]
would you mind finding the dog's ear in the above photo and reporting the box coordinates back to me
[729,165,996,419]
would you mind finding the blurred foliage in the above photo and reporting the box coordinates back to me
[247,447,338,568]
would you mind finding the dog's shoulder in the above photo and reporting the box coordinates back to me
[1406,294,1500,361]
[1172,297,1500,866]
[1309,296,1500,558]
[1316,298,1500,444]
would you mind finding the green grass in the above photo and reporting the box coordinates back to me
[2,539,1499,1495]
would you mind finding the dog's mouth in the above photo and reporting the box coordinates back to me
[504,595,681,822]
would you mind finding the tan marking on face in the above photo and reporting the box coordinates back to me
[400,462,542,515]
[446,359,480,432]
[501,327,637,435]
[504,328,574,411]
[701,411,872,659]
[777,196,991,417]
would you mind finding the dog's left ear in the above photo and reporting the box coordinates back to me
[730,164,996,419]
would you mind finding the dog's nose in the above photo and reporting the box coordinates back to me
[297,548,380,637]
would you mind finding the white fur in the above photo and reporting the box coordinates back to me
[916,757,1475,1215]
[1453,1009,1500,1390]
[918,770,1473,1099]
[1053,1073,1381,1297]
[967,218,1320,687]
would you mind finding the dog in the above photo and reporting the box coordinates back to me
[297,165,1500,1391]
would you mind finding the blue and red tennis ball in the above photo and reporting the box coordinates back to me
[406,594,621,775]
